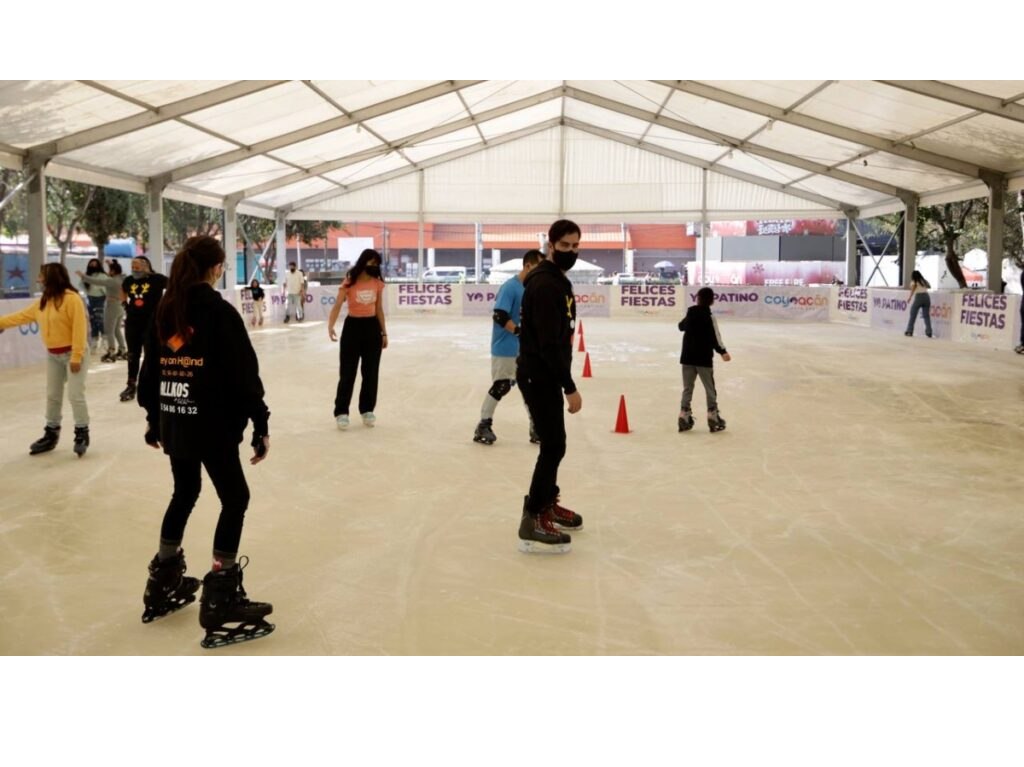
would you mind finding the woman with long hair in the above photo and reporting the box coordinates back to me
[327,248,388,429]
[0,263,90,456]
[247,277,265,328]
[77,259,128,362]
[137,235,274,648]
[81,258,106,352]
[905,270,933,338]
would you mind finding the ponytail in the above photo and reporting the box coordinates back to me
[156,235,226,345]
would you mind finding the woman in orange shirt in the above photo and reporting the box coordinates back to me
[0,263,90,456]
[327,249,388,429]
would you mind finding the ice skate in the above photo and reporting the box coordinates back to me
[550,496,583,531]
[361,412,376,427]
[29,425,60,455]
[141,551,201,623]
[100,350,117,363]
[678,409,695,432]
[528,424,541,444]
[1016,344,1024,354]
[199,558,274,649]
[473,418,496,445]
[115,350,129,361]
[518,497,571,554]
[335,414,349,430]
[119,383,136,402]
[708,409,727,433]
[73,426,89,458]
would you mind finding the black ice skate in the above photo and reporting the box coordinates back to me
[119,382,137,402]
[73,426,89,458]
[708,410,727,433]
[529,424,541,444]
[141,551,201,623]
[29,425,60,455]
[199,558,274,649]
[473,418,496,445]
[550,496,583,531]
[678,410,695,432]
[518,497,571,554]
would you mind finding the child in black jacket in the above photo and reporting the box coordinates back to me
[678,287,731,432]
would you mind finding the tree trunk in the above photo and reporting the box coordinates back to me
[944,237,967,288]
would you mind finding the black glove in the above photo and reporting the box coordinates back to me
[144,424,160,447]
[251,433,268,459]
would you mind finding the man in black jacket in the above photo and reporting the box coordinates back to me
[678,286,731,433]
[516,219,585,554]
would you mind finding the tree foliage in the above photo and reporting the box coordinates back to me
[46,178,95,263]
[79,186,131,258]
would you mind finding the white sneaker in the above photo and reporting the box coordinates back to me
[361,412,376,427]
[335,415,349,430]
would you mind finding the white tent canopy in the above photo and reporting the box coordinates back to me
[3,79,1023,224]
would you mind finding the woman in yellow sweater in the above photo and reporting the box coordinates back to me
[0,263,91,456]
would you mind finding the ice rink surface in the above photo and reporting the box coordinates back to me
[1,315,1021,655]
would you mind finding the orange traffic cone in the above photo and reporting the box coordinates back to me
[577,319,584,336]
[577,332,586,353]
[582,352,592,378]
[614,395,630,433]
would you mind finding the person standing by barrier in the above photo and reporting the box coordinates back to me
[904,270,933,338]
[473,249,543,446]
[678,286,731,434]
[516,220,584,554]
[283,262,305,323]
[327,249,387,429]
[120,255,168,402]
[137,235,273,648]
[78,260,128,363]
[0,263,91,457]
[80,258,106,354]
[248,278,266,328]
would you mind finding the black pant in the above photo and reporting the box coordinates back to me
[334,316,383,416]
[126,320,147,383]
[517,368,566,515]
[86,295,105,343]
[162,448,250,555]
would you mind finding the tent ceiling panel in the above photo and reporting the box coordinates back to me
[402,127,484,164]
[185,81,340,146]
[267,124,383,168]
[0,81,142,148]
[477,100,563,139]
[289,175,421,220]
[460,80,562,112]
[565,80,670,113]
[838,152,973,194]
[662,89,769,139]
[563,99,652,139]
[800,80,972,140]
[642,125,725,162]
[696,80,831,110]
[912,114,1024,172]
[309,80,445,113]
[176,156,296,196]
[563,128,704,213]
[363,92,468,142]
[323,153,411,185]
[246,177,337,209]
[94,80,238,107]
[707,172,835,214]
[753,120,873,167]
[790,175,891,208]
[713,151,812,186]
[940,80,1024,100]
[61,121,237,178]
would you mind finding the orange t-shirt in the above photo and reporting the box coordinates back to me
[338,278,384,318]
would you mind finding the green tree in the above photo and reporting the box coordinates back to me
[0,169,27,240]
[46,178,95,263]
[917,200,984,289]
[163,200,222,252]
[238,214,277,281]
[123,192,150,253]
[79,186,131,259]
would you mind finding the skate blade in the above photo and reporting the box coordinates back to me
[200,621,275,649]
[517,540,571,554]
[553,522,584,532]
[141,594,197,623]
[472,436,495,445]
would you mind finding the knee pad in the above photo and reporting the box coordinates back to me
[488,379,513,401]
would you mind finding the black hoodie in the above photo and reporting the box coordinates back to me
[678,304,728,367]
[518,259,577,394]
[138,283,269,457]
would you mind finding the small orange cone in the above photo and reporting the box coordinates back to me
[577,319,584,336]
[614,395,630,433]
[582,352,592,378]
[577,332,586,352]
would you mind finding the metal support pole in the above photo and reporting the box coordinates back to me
[27,160,47,282]
[0,171,36,215]
[474,222,483,284]
[987,180,1005,291]
[223,201,238,289]
[417,171,425,282]
[902,198,918,288]
[845,213,859,286]
[275,210,287,279]
[147,182,165,272]
[700,168,708,285]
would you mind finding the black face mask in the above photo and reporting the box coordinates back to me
[365,265,381,278]
[552,251,578,272]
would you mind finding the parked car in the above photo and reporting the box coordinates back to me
[597,272,648,285]
[422,266,467,283]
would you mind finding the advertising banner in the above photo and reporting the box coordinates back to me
[0,297,48,368]
[688,260,844,287]
[388,282,461,316]
[758,287,831,321]
[462,285,502,317]
[869,289,955,339]
[954,291,1016,349]
[681,287,763,318]
[830,286,871,326]
[572,285,611,318]
[613,284,679,317]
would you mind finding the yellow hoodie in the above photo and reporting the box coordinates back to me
[0,290,88,364]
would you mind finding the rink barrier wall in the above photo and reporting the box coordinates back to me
[1,285,1021,369]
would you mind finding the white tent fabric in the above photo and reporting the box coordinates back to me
[2,80,1023,222]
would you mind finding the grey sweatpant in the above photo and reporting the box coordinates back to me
[680,365,717,413]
